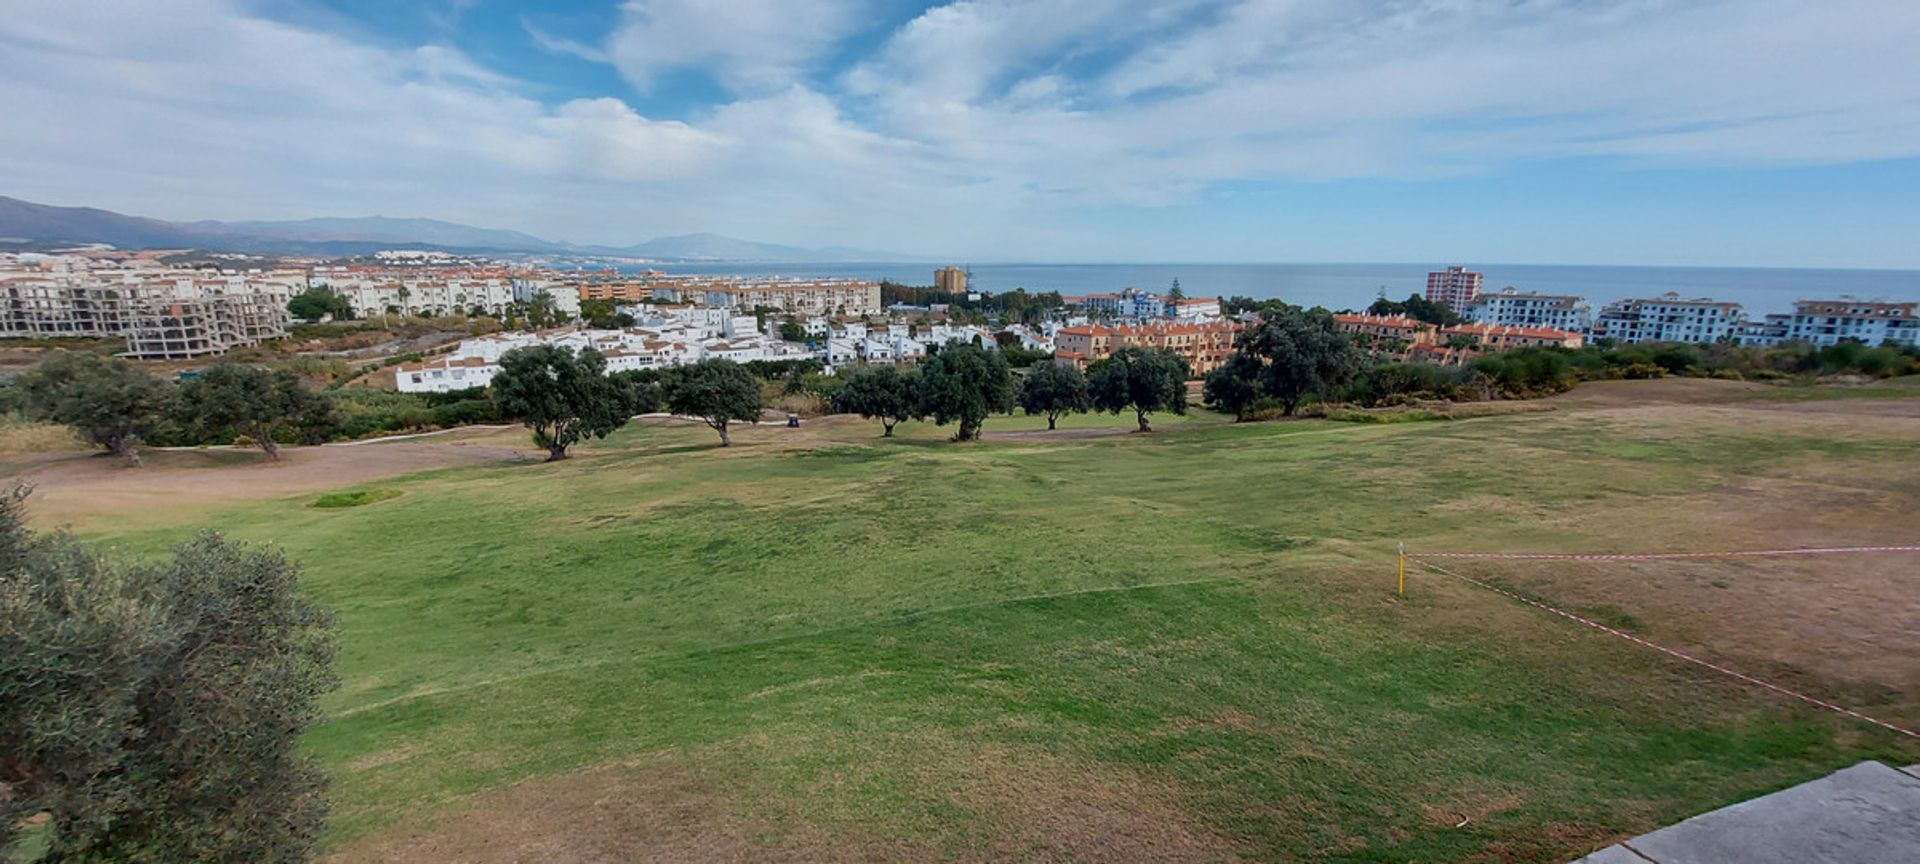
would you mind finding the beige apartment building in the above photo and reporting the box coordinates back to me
[1053,320,1241,375]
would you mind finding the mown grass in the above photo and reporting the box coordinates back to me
[82,390,1920,861]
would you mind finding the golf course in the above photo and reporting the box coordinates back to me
[11,376,1919,862]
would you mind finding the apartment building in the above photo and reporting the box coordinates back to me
[935,265,967,295]
[1588,293,1743,344]
[0,260,292,358]
[1052,320,1240,375]
[1333,313,1432,346]
[1463,286,1591,332]
[1333,313,1581,366]
[1441,322,1584,351]
[1425,266,1484,311]
[1073,288,1224,321]
[640,277,880,316]
[1782,299,1918,347]
[576,282,654,303]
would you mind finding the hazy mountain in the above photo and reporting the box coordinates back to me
[598,232,914,262]
[195,216,555,251]
[0,195,922,261]
[0,195,201,248]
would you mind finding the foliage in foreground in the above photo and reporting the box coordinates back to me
[0,492,337,862]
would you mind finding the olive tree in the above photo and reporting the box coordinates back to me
[1202,351,1265,421]
[1017,360,1091,430]
[664,359,764,446]
[1,490,337,862]
[832,364,920,436]
[1238,308,1365,415]
[490,345,631,461]
[8,351,174,465]
[175,365,338,459]
[917,343,1014,441]
[1088,347,1189,432]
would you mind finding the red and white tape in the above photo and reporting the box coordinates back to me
[1408,555,1920,740]
[1414,545,1920,561]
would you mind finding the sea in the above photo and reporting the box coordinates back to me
[631,261,1920,317]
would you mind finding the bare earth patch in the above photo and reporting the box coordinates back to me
[327,738,1241,864]
[0,427,534,528]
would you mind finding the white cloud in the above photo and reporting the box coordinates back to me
[605,0,871,93]
[1,0,1917,260]
[521,16,610,64]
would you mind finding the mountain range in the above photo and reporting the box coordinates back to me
[0,195,921,262]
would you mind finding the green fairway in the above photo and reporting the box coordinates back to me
[79,383,1920,861]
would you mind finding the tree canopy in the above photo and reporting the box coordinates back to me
[1,490,337,862]
[832,365,920,436]
[174,365,338,459]
[8,352,174,465]
[1017,359,1091,430]
[490,345,632,461]
[917,343,1014,441]
[1088,347,1189,432]
[1231,308,1365,415]
[287,287,353,322]
[664,359,764,446]
[1367,293,1460,326]
[1202,351,1266,421]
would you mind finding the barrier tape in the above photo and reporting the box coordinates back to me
[1413,545,1920,561]
[1407,555,1920,740]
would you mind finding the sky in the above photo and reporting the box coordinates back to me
[2,0,1918,266]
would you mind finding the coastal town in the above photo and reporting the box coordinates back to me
[1,252,1912,393]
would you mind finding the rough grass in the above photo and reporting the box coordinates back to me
[0,417,84,453]
[73,383,1920,862]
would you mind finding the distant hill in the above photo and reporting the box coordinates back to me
[0,195,202,249]
[0,195,923,262]
[196,216,556,252]
[594,232,911,262]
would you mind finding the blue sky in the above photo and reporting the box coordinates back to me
[3,0,1919,266]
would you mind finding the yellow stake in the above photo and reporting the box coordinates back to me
[1397,542,1405,597]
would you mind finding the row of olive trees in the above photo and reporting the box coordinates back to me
[7,353,338,465]
[833,344,1191,439]
[488,345,767,460]
[1,489,338,862]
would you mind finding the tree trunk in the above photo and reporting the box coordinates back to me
[956,418,980,441]
[257,431,281,461]
[882,420,896,437]
[546,444,569,462]
[106,434,141,467]
[1047,414,1058,430]
[716,421,731,447]
[1136,410,1151,433]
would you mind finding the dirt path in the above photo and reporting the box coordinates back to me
[0,428,534,528]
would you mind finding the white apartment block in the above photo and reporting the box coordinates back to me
[394,319,811,393]
[1588,293,1744,344]
[641,276,881,316]
[1464,287,1591,333]
[1781,300,1918,347]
